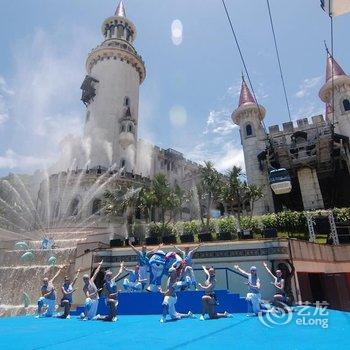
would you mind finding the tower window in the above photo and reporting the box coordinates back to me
[117,25,124,38]
[343,99,350,111]
[127,124,133,133]
[124,96,130,107]
[245,124,253,137]
[121,159,126,168]
[120,124,126,132]
[86,111,90,122]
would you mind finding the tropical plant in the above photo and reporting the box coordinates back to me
[245,184,264,218]
[182,220,200,236]
[198,161,222,228]
[217,216,237,239]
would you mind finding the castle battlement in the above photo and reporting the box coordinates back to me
[268,114,327,136]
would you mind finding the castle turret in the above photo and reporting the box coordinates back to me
[319,53,350,136]
[81,1,146,171]
[232,77,274,214]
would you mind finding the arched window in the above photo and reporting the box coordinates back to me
[86,111,90,123]
[124,96,130,107]
[120,159,126,168]
[117,25,124,38]
[69,198,79,216]
[127,124,133,133]
[120,124,126,132]
[246,124,253,137]
[126,30,131,42]
[92,198,102,215]
[343,99,350,111]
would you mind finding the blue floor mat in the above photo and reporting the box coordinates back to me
[0,309,349,350]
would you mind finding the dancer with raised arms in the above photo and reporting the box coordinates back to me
[263,262,288,308]
[36,266,64,318]
[234,264,261,316]
[173,243,204,289]
[58,268,80,319]
[199,266,232,320]
[129,242,163,289]
[100,262,124,322]
[123,264,147,292]
[160,267,194,323]
[81,260,103,321]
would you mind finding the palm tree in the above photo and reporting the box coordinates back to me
[138,187,155,223]
[219,166,245,230]
[199,161,222,228]
[245,184,264,218]
[152,173,173,226]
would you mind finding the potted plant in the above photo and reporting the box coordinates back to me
[161,224,177,244]
[198,221,215,242]
[145,223,161,245]
[180,221,198,243]
[238,216,256,239]
[218,216,237,240]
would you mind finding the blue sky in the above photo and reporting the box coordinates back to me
[0,0,349,176]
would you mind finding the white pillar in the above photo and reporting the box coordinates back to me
[297,167,324,210]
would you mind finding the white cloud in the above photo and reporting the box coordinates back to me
[204,109,237,135]
[0,149,53,170]
[185,140,244,172]
[295,76,322,99]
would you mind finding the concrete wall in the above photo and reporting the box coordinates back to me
[297,167,324,210]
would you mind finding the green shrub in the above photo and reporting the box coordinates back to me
[334,207,350,223]
[148,223,174,237]
[182,220,199,236]
[200,220,216,234]
[218,216,237,237]
[239,216,259,231]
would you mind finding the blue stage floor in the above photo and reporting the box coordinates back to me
[0,309,349,350]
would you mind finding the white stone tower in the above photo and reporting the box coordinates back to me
[232,77,274,215]
[81,1,146,171]
[319,53,350,137]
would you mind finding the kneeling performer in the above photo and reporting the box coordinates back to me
[81,260,103,320]
[160,267,194,323]
[199,266,231,320]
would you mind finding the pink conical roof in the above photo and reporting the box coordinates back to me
[238,78,256,107]
[326,53,346,82]
[115,1,126,17]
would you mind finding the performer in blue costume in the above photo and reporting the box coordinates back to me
[81,260,103,320]
[123,264,147,292]
[99,262,124,321]
[147,250,167,292]
[36,266,63,318]
[129,243,163,289]
[173,243,204,289]
[58,268,80,319]
[234,264,261,316]
[160,267,194,323]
